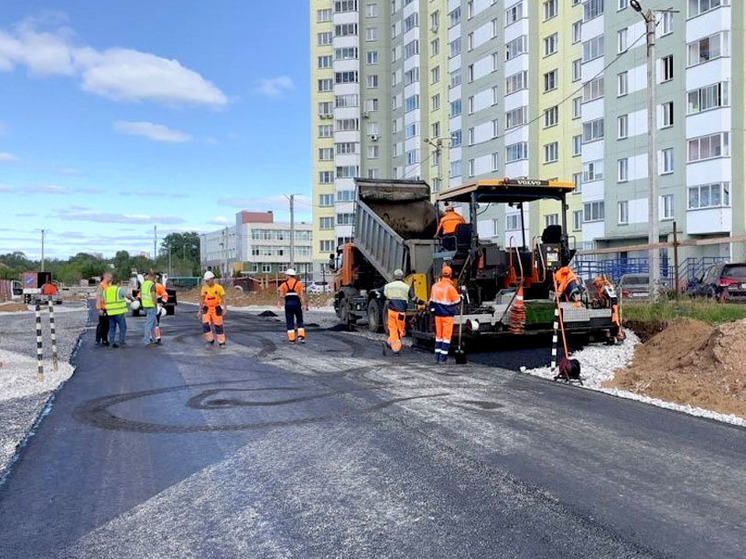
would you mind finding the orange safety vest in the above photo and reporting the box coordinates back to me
[429,279,461,316]
[279,278,304,299]
[555,267,579,296]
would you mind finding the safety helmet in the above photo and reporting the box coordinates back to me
[285,268,297,276]
[203,271,215,281]
[157,306,167,318]
[441,265,453,278]
[130,300,141,311]
[393,269,404,279]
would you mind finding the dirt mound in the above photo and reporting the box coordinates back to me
[0,302,29,313]
[607,318,746,418]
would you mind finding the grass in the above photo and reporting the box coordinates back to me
[621,299,746,325]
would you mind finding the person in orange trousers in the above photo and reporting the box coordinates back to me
[382,268,419,356]
[429,265,462,364]
[199,271,227,348]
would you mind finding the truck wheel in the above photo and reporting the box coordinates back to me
[367,299,384,333]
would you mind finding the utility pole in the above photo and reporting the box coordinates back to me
[630,1,678,300]
[424,137,448,196]
[40,229,45,272]
[223,227,228,278]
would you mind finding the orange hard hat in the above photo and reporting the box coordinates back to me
[441,265,453,278]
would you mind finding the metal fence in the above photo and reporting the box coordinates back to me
[573,256,729,286]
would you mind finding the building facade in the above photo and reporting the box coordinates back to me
[200,211,313,278]
[311,0,746,278]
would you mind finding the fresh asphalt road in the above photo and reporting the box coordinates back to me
[0,304,744,558]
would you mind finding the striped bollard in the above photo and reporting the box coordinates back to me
[550,304,559,372]
[35,302,44,377]
[48,298,58,371]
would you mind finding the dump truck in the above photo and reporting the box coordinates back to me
[333,178,620,349]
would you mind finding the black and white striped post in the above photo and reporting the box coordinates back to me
[35,302,44,377]
[551,304,559,371]
[48,297,58,371]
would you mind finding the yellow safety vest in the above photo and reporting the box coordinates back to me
[141,280,155,308]
[104,286,128,316]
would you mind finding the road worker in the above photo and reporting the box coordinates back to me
[382,268,418,356]
[429,264,462,364]
[95,272,111,346]
[153,274,169,345]
[277,268,308,343]
[592,276,623,341]
[555,266,582,303]
[104,278,130,348]
[199,271,227,348]
[436,204,466,251]
[140,270,158,346]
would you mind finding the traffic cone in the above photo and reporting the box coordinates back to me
[509,285,526,335]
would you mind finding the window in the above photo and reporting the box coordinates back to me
[317,8,332,22]
[336,142,358,155]
[430,11,440,30]
[366,51,378,65]
[335,71,358,84]
[467,65,474,83]
[319,194,334,207]
[544,105,559,127]
[687,82,729,114]
[491,53,500,72]
[506,3,523,25]
[449,99,461,117]
[583,35,604,62]
[572,97,582,118]
[335,0,358,12]
[431,94,440,111]
[544,142,559,163]
[450,160,462,177]
[320,240,335,253]
[688,182,730,209]
[573,135,582,156]
[365,27,378,41]
[688,133,729,162]
[468,159,475,177]
[320,217,334,230]
[335,23,358,37]
[583,76,604,102]
[617,71,628,96]
[335,165,359,179]
[543,0,558,20]
[431,66,440,84]
[450,130,462,147]
[573,210,583,231]
[506,36,527,60]
[449,37,461,57]
[661,148,674,174]
[506,214,520,231]
[506,106,528,129]
[618,28,628,53]
[506,142,529,162]
[404,67,419,85]
[335,47,358,60]
[584,201,605,222]
[662,11,674,35]
[544,33,558,56]
[318,78,333,92]
[366,75,379,88]
[661,101,674,128]
[492,152,499,171]
[492,119,499,137]
[405,40,419,58]
[544,214,559,227]
[366,3,377,17]
[450,68,461,87]
[583,160,604,182]
[318,32,332,46]
[506,71,528,94]
[618,158,628,182]
[572,20,582,43]
[618,114,628,139]
[544,70,558,92]
[584,0,604,22]
[365,98,378,112]
[689,0,727,18]
[582,118,604,143]
[572,59,582,82]
[336,190,355,202]
[337,213,355,226]
[449,6,461,27]
[662,194,674,220]
[572,172,582,193]
[688,32,729,66]
[367,121,378,135]
[405,123,417,139]
[618,0,627,9]
[367,145,379,158]
[335,94,358,108]
[468,127,475,145]
[405,149,419,165]
[662,55,674,81]
[430,39,439,56]
[336,118,359,131]
[468,96,474,114]
[318,124,333,138]
[318,148,333,161]
[467,33,474,51]
[318,55,332,69]
[618,201,629,224]
[403,12,418,32]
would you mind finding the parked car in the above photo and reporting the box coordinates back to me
[307,281,331,295]
[618,273,670,300]
[687,262,746,303]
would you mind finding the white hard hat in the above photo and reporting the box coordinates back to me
[203,271,215,281]
[285,268,296,276]
[130,300,140,311]
[157,306,167,318]
[393,269,404,279]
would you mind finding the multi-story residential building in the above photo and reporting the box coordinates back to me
[200,211,313,277]
[310,0,746,279]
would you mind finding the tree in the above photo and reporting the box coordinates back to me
[160,232,201,276]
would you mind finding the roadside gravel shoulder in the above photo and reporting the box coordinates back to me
[0,303,88,483]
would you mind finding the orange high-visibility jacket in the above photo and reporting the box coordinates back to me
[429,279,461,316]
[555,267,579,296]
[436,211,465,236]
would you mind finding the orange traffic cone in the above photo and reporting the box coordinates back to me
[509,285,526,335]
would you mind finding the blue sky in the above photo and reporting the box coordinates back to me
[0,1,312,259]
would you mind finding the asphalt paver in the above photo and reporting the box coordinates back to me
[0,304,744,558]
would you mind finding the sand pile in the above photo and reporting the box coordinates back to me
[606,318,746,418]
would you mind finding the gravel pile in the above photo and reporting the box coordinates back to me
[0,303,88,481]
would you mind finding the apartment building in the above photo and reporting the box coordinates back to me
[200,211,313,278]
[311,0,746,278]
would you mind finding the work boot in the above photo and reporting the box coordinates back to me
[219,342,226,349]
[206,340,215,348]
[155,338,162,345]
[298,337,306,344]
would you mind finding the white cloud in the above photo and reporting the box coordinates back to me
[0,152,18,162]
[0,19,228,108]
[253,76,294,99]
[208,216,229,225]
[54,208,187,224]
[114,121,192,143]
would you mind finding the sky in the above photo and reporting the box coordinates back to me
[0,1,312,259]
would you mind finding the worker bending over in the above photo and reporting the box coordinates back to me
[429,265,462,364]
[436,204,466,250]
[382,269,418,356]
[154,274,169,345]
[277,268,308,343]
[199,271,227,348]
